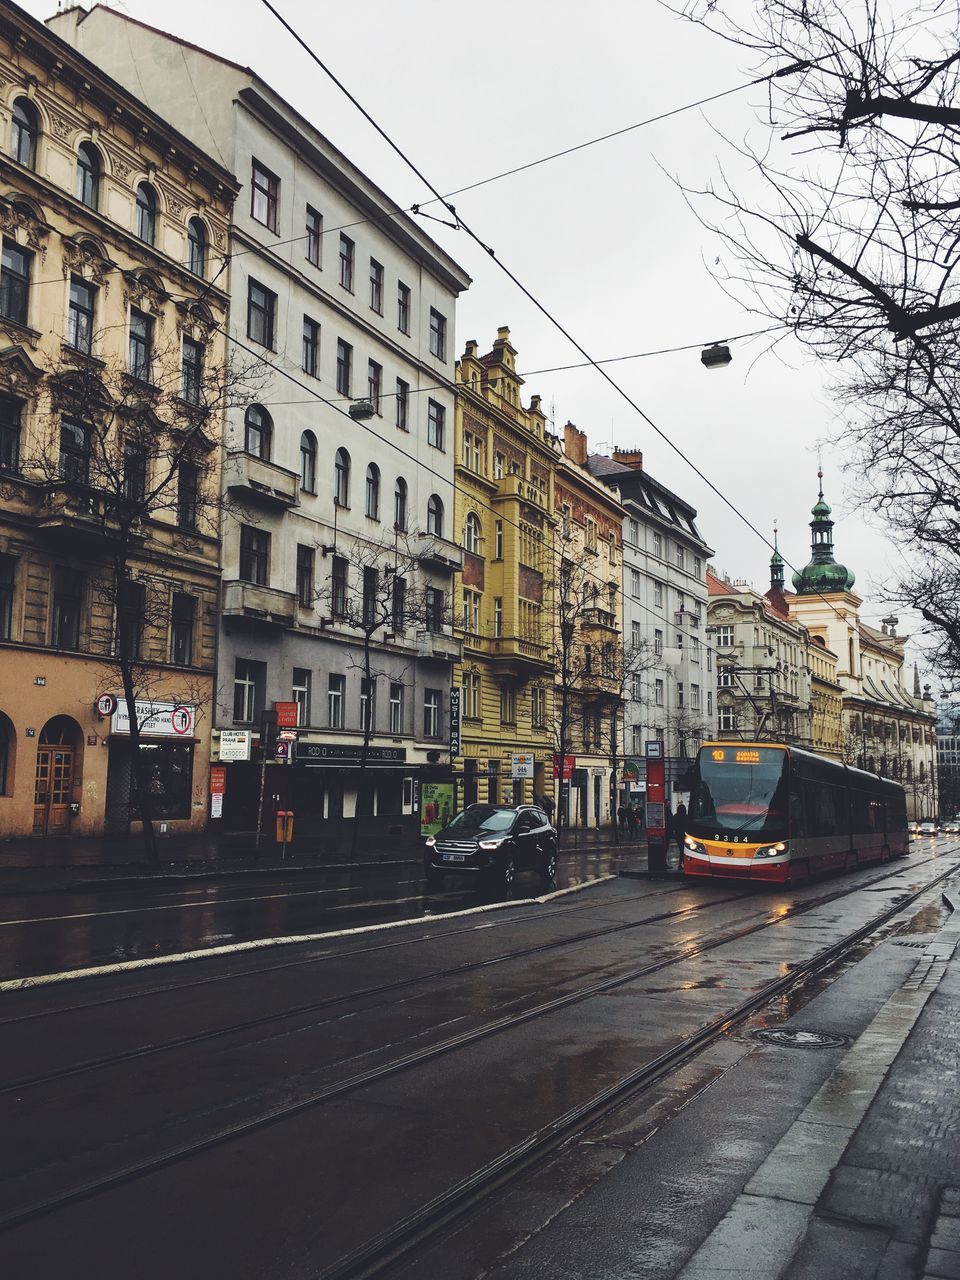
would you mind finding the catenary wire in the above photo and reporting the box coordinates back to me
[256,0,873,641]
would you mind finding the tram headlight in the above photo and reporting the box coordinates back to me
[684,837,706,856]
[754,842,787,859]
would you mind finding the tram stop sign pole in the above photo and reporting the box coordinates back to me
[645,741,668,875]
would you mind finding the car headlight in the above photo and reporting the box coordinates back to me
[755,842,787,858]
[684,837,706,855]
[478,838,504,851]
[425,837,436,848]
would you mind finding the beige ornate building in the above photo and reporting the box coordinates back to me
[0,5,235,839]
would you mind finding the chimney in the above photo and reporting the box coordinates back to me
[612,447,644,471]
[563,421,588,466]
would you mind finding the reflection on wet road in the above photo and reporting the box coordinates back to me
[0,851,631,980]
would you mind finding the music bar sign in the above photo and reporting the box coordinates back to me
[299,743,407,765]
[449,687,461,757]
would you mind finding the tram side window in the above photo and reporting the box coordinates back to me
[810,783,844,838]
[850,789,870,835]
[788,787,806,838]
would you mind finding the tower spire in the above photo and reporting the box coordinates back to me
[769,519,784,590]
[791,469,856,595]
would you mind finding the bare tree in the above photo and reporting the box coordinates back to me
[673,0,960,680]
[24,325,257,862]
[599,638,660,843]
[313,529,455,856]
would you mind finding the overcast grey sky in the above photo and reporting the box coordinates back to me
[30,1,926,642]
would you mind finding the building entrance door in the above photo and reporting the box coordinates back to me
[33,717,80,836]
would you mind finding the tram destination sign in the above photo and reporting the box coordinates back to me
[299,743,407,765]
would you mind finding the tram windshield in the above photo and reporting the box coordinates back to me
[688,746,789,841]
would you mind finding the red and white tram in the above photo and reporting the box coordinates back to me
[682,742,909,884]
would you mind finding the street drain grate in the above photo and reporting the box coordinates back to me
[891,939,933,949]
[752,1028,848,1049]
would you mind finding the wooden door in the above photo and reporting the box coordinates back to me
[33,746,74,835]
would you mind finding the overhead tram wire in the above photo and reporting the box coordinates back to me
[256,0,864,636]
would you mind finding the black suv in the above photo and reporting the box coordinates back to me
[424,804,558,893]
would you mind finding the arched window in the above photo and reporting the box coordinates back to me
[394,477,407,532]
[187,218,207,277]
[136,182,157,244]
[335,448,350,507]
[76,142,101,210]
[464,512,481,554]
[11,99,38,169]
[244,404,271,460]
[906,760,913,781]
[300,431,317,493]
[426,493,443,537]
[365,463,380,519]
[919,760,926,783]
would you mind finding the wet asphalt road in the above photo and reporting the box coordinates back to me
[0,849,632,980]
[1,840,956,1279]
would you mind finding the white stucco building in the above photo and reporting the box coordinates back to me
[52,7,472,839]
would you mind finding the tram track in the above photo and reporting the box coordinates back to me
[2,856,955,1235]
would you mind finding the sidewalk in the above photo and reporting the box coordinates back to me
[0,827,650,895]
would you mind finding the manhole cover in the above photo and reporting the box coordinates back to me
[752,1028,848,1049]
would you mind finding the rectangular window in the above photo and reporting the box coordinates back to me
[367,359,382,413]
[181,336,202,404]
[631,620,642,649]
[715,625,735,648]
[239,525,269,585]
[423,688,440,739]
[397,281,410,333]
[331,555,348,617]
[51,568,82,649]
[0,243,30,326]
[233,659,264,723]
[328,673,345,729]
[369,259,383,313]
[654,628,663,655]
[247,279,276,348]
[336,339,352,397]
[495,521,503,559]
[59,419,90,484]
[128,307,153,382]
[116,578,145,659]
[391,575,406,632]
[655,678,664,706]
[631,725,643,755]
[717,666,733,688]
[389,682,404,734]
[177,460,199,530]
[360,677,375,731]
[652,532,662,558]
[654,581,663,608]
[395,378,409,431]
[429,307,446,360]
[585,518,598,552]
[251,160,279,231]
[425,585,444,633]
[500,686,516,725]
[694,555,703,579]
[462,589,480,633]
[631,672,643,701]
[677,682,685,708]
[292,668,311,726]
[494,452,505,480]
[494,597,503,637]
[531,686,546,729]
[302,317,319,376]
[339,234,354,291]
[0,395,21,472]
[427,399,445,450]
[627,518,639,546]
[296,544,314,608]
[305,205,322,266]
[463,670,480,719]
[68,277,95,354]
[707,690,713,716]
[691,684,701,711]
[718,706,737,732]
[676,543,685,570]
[0,553,14,640]
[362,566,378,627]
[170,592,195,666]
[630,568,641,596]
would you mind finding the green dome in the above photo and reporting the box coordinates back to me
[791,471,855,594]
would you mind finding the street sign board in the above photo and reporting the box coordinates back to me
[95,693,117,717]
[217,730,252,761]
[274,701,300,728]
[209,767,227,794]
[645,740,663,759]
[511,752,534,779]
[552,754,575,781]
[111,701,196,737]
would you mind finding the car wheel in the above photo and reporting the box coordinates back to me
[540,849,558,885]
[499,857,516,892]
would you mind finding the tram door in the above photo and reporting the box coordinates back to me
[33,745,74,835]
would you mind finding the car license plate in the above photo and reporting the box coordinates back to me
[443,853,466,862]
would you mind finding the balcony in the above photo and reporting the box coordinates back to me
[36,482,147,549]
[224,450,299,509]
[488,634,553,678]
[222,579,297,626]
[417,533,463,573]
[416,629,463,664]
[581,607,620,634]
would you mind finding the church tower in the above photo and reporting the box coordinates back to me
[792,469,856,595]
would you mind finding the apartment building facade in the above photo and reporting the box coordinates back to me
[0,3,235,839]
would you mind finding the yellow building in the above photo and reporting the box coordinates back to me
[0,7,235,839]
[453,330,556,807]
[808,635,844,758]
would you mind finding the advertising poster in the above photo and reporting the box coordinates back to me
[420,781,454,838]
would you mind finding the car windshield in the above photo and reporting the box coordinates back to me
[446,807,516,833]
[688,746,789,840]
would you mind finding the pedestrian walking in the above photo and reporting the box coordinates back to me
[617,802,627,834]
[671,801,687,852]
[540,792,555,826]
[626,804,639,839]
